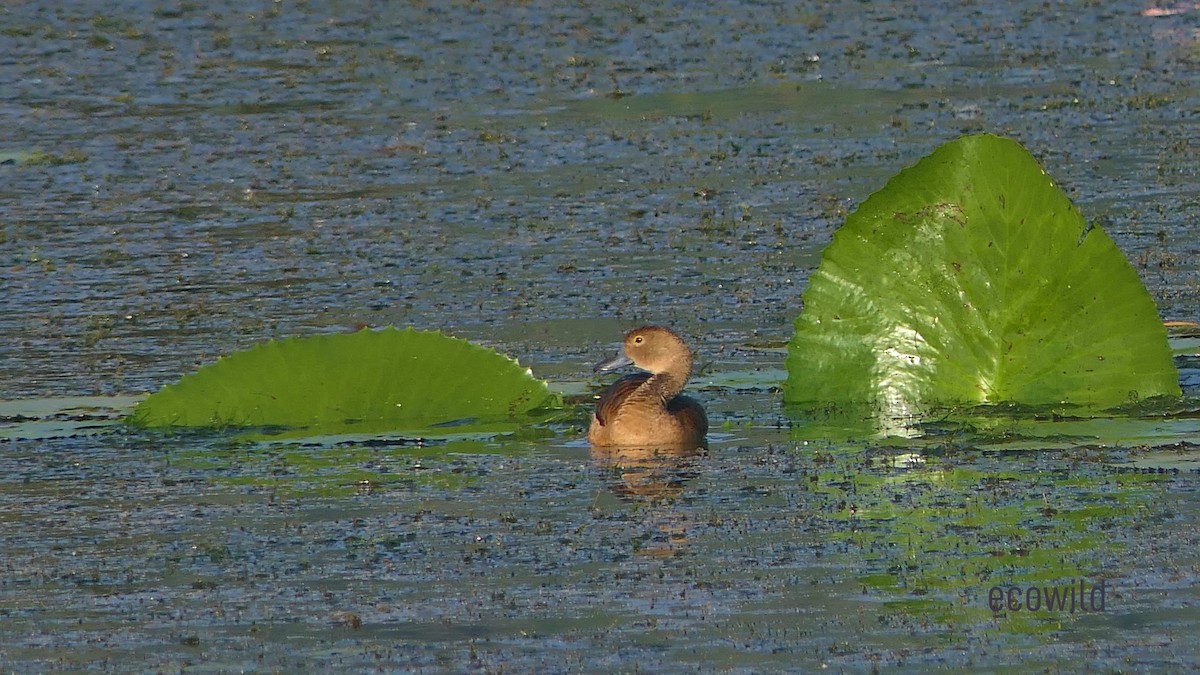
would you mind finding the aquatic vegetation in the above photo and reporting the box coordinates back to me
[129,327,560,434]
[786,134,1180,415]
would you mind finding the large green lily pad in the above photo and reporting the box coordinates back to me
[786,134,1179,412]
[130,327,559,432]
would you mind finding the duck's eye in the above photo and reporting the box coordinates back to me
[633,335,644,344]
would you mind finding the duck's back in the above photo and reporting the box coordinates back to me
[589,373,707,447]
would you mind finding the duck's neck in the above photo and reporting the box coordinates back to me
[638,363,691,402]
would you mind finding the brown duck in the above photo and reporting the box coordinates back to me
[588,325,708,448]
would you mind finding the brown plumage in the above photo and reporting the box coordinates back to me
[587,325,708,448]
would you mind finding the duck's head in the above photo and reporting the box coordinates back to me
[593,325,693,377]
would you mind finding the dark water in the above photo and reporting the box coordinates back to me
[2,1,1199,671]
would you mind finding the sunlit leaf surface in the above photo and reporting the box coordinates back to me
[130,327,560,433]
[787,134,1180,414]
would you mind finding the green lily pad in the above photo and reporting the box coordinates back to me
[786,134,1180,413]
[129,327,560,433]
[0,149,87,165]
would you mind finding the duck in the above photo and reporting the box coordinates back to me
[587,325,708,448]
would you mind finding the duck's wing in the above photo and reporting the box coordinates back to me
[593,373,652,426]
[668,395,709,436]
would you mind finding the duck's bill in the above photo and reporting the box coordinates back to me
[593,352,634,374]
